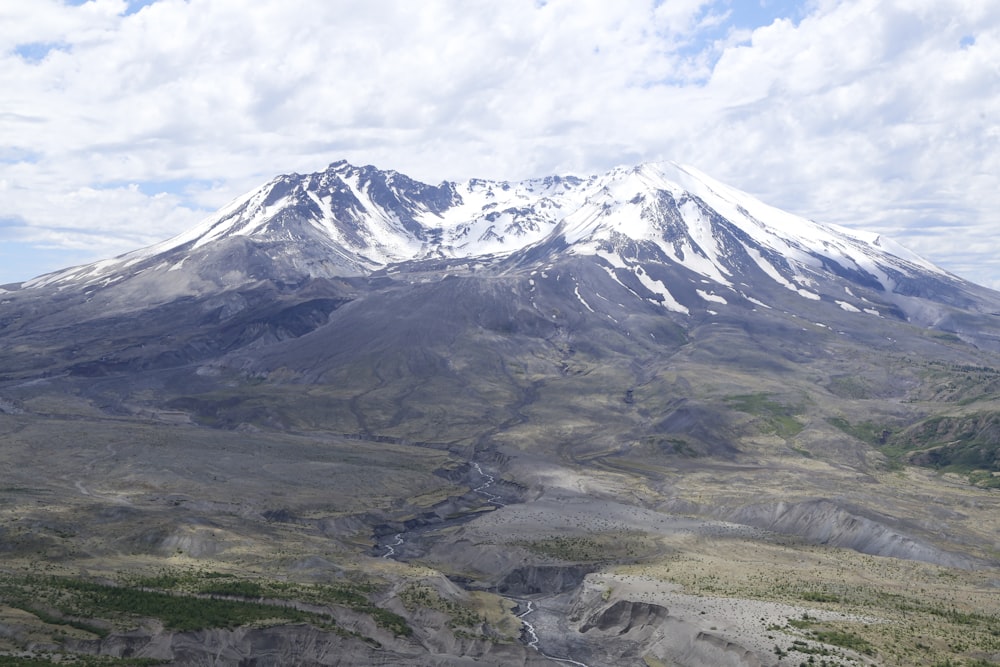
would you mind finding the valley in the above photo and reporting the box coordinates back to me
[2,344,999,666]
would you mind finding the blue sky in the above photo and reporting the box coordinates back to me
[2,0,999,287]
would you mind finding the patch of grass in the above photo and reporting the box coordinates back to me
[50,577,325,632]
[0,657,165,666]
[968,471,1000,489]
[12,601,109,638]
[633,436,704,458]
[799,590,841,603]
[0,569,411,646]
[197,579,267,598]
[724,393,803,439]
[827,375,871,399]
[918,360,1000,404]
[826,416,889,446]
[810,628,875,655]
[886,412,1000,483]
[399,585,484,632]
[123,570,408,636]
[518,532,654,563]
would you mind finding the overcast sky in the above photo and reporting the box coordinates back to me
[2,0,998,287]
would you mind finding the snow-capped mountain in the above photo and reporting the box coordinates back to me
[18,159,986,325]
[4,157,1000,386]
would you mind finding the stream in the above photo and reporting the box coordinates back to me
[471,462,505,506]
[380,533,403,559]
[379,461,590,667]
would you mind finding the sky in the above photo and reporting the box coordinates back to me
[1,0,998,287]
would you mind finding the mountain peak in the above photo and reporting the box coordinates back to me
[17,159,986,332]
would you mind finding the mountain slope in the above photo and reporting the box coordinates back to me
[17,160,994,321]
[3,159,998,385]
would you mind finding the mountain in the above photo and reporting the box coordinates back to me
[17,160,996,324]
[2,160,1000,666]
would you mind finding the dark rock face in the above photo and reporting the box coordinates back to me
[573,597,764,667]
[580,599,670,634]
[497,565,593,596]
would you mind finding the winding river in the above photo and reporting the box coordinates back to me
[380,461,589,666]
[381,533,403,559]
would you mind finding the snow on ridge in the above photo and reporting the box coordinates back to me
[16,160,952,294]
[650,162,941,280]
[598,249,689,314]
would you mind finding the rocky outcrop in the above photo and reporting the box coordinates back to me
[665,631,764,667]
[496,565,592,596]
[574,597,764,667]
[580,599,670,635]
[722,499,981,569]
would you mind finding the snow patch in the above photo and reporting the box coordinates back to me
[697,289,727,304]
[574,284,595,313]
[797,288,821,301]
[746,296,772,309]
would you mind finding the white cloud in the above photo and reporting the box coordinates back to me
[1,0,999,288]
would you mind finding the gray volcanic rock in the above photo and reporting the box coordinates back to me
[721,499,981,569]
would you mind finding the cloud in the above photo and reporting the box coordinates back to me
[1,0,999,287]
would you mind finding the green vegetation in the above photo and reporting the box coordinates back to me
[881,411,1000,485]
[654,437,700,457]
[918,360,1000,404]
[399,585,485,632]
[826,416,889,446]
[8,601,109,638]
[0,567,413,659]
[0,657,165,666]
[724,393,804,439]
[826,375,871,399]
[45,577,326,633]
[830,409,1000,487]
[518,532,654,563]
[968,470,1000,489]
[809,628,875,655]
[121,568,411,636]
[780,614,875,657]
[799,590,841,603]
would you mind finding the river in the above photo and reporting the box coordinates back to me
[379,461,590,667]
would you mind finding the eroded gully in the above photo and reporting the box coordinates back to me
[379,461,590,667]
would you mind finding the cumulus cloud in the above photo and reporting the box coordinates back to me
[1,0,998,286]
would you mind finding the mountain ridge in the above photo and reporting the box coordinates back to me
[11,159,996,330]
